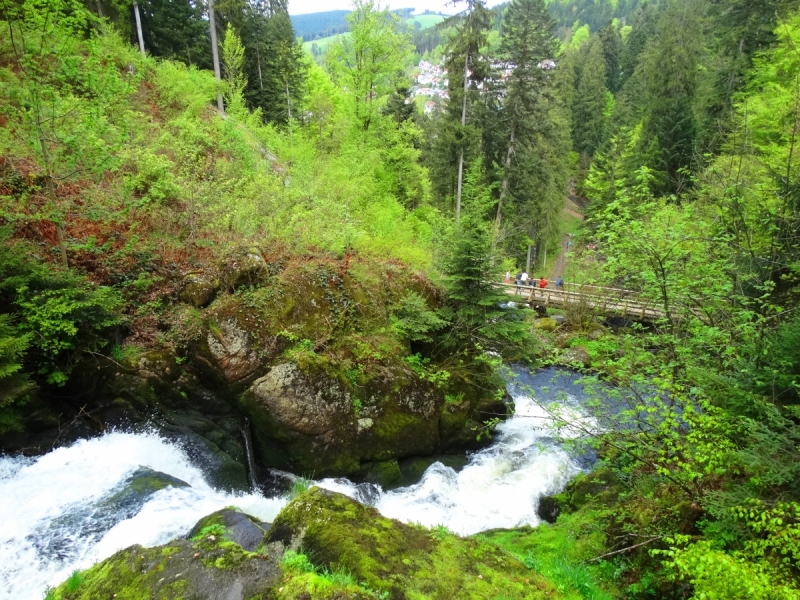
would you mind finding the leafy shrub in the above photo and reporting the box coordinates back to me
[0,314,35,434]
[0,234,122,384]
[390,292,447,343]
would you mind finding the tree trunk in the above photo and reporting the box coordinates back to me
[455,53,469,222]
[133,2,145,57]
[496,126,515,229]
[96,0,103,17]
[256,47,264,90]
[208,0,224,114]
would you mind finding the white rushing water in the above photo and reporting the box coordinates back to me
[319,367,592,535]
[0,431,287,600]
[0,368,594,599]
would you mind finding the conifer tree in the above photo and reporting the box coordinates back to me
[572,36,608,161]
[222,23,247,114]
[442,0,492,221]
[494,0,557,230]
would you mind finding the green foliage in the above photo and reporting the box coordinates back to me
[221,23,247,115]
[389,292,447,343]
[325,0,413,131]
[0,313,34,430]
[0,236,121,385]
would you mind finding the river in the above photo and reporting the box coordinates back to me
[0,367,593,600]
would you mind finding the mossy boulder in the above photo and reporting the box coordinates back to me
[241,361,445,476]
[267,487,560,599]
[533,317,558,332]
[180,272,219,308]
[359,459,401,487]
[219,245,269,291]
[561,345,591,368]
[46,534,282,600]
[187,508,271,552]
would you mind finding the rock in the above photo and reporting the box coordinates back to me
[220,246,268,290]
[161,426,249,492]
[533,317,558,332]
[242,362,446,476]
[536,494,564,524]
[188,509,271,552]
[180,272,219,308]
[266,487,559,597]
[249,362,352,437]
[207,319,260,383]
[47,535,282,600]
[34,467,189,560]
[562,345,591,368]
[359,459,401,487]
[551,314,566,324]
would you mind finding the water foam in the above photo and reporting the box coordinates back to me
[0,431,286,600]
[319,368,591,535]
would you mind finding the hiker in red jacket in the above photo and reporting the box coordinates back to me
[539,277,547,289]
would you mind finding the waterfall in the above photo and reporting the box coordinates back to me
[317,367,594,535]
[0,431,286,600]
[0,367,595,599]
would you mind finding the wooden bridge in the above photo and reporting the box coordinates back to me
[495,282,667,322]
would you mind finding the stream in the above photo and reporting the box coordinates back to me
[0,367,595,600]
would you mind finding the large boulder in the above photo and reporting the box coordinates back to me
[205,319,261,383]
[50,490,561,599]
[241,362,445,476]
[180,272,219,308]
[267,487,559,599]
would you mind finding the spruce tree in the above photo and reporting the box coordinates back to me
[494,0,558,230]
[440,163,529,354]
[442,0,492,221]
[572,36,609,160]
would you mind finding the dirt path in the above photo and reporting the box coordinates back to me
[548,196,584,280]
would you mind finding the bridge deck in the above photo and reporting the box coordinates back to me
[495,283,665,322]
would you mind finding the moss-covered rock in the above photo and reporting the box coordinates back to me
[533,318,558,332]
[46,536,281,600]
[187,508,271,552]
[267,487,561,599]
[180,272,219,308]
[242,361,445,476]
[359,459,401,487]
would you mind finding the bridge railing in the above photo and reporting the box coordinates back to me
[494,282,665,321]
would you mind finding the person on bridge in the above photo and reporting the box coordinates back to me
[515,272,521,287]
[521,271,529,286]
[556,276,564,289]
[539,277,547,289]
[505,270,511,284]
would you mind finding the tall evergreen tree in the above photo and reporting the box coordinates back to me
[597,20,622,93]
[494,0,558,230]
[572,36,608,160]
[639,0,705,194]
[442,0,492,221]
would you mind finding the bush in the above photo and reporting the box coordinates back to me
[0,234,122,384]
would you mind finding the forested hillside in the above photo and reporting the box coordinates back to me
[290,9,350,40]
[5,0,800,598]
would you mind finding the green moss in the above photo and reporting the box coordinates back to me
[268,487,563,599]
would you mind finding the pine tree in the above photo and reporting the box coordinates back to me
[639,0,705,194]
[494,0,558,230]
[442,0,492,221]
[440,163,529,353]
[597,20,622,93]
[572,36,608,160]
